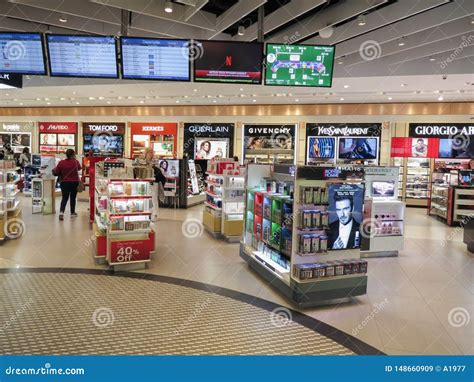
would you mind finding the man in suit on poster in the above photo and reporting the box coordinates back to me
[328,194,360,249]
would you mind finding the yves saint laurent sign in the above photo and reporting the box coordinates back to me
[306,123,382,137]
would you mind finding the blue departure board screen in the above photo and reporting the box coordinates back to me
[120,37,190,81]
[0,33,46,75]
[46,35,118,78]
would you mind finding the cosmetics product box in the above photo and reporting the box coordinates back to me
[311,235,320,253]
[325,262,335,277]
[320,211,329,227]
[320,235,328,252]
[312,210,321,227]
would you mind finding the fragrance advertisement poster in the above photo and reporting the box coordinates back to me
[194,137,229,160]
[158,159,179,178]
[307,137,336,162]
[243,124,296,152]
[327,183,364,250]
[183,123,234,159]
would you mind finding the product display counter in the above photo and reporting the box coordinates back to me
[240,164,368,307]
[202,158,244,242]
[0,161,22,242]
[92,159,156,270]
[463,217,474,253]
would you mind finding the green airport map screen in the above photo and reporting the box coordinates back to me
[265,44,335,87]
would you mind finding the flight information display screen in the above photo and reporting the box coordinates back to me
[120,37,190,81]
[265,44,335,87]
[0,32,46,75]
[46,35,118,78]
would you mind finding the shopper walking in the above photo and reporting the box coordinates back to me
[53,149,81,220]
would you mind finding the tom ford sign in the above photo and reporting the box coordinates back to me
[82,122,125,135]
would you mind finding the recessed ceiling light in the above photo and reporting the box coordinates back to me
[117,96,123,100]
[98,96,104,100]
[176,100,180,103]
[239,87,244,91]
[72,91,76,95]
[438,95,444,101]
[338,60,344,65]
[400,83,407,87]
[295,99,299,102]
[388,97,392,100]
[164,1,173,13]
[107,101,111,104]
[429,57,436,62]
[60,97,66,101]
[193,89,197,92]
[398,37,406,46]
[59,15,67,23]
[75,102,80,105]
[213,100,217,103]
[340,97,344,101]
[139,100,145,104]
[44,97,49,101]
[252,99,256,103]
[19,102,23,106]
[5,93,9,96]
[46,102,51,105]
[357,15,366,26]
[88,97,95,100]
[343,84,349,89]
[471,19,474,24]
[13,98,18,101]
[36,98,41,101]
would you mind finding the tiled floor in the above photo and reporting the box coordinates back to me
[1,194,473,355]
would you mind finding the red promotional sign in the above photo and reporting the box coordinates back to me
[109,239,151,264]
[391,137,440,158]
[130,122,177,136]
[39,122,77,133]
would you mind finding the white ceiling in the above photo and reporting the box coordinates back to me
[0,0,473,107]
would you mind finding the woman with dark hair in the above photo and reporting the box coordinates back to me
[19,147,31,169]
[196,140,211,159]
[53,149,81,220]
[246,137,263,150]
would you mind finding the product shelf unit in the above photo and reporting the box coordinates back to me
[452,187,474,223]
[240,164,368,308]
[392,157,432,207]
[93,160,155,270]
[0,161,22,242]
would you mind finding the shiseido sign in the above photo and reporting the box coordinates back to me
[83,122,125,135]
[409,123,474,138]
[39,122,77,133]
[306,123,382,137]
[244,125,296,137]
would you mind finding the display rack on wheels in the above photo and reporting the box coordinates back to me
[0,160,22,242]
[240,164,368,307]
[93,159,155,270]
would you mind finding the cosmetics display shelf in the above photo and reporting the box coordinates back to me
[240,164,368,307]
[244,149,295,165]
[186,160,206,207]
[202,159,242,240]
[0,161,22,242]
[93,160,155,270]
[360,200,406,258]
[430,185,449,220]
[452,187,474,224]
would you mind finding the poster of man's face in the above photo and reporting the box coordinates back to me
[411,138,428,157]
[327,183,364,250]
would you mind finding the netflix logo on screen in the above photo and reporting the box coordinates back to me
[194,41,263,84]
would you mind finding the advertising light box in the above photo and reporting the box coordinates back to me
[265,44,335,87]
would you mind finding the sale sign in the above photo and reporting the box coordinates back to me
[109,239,151,264]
